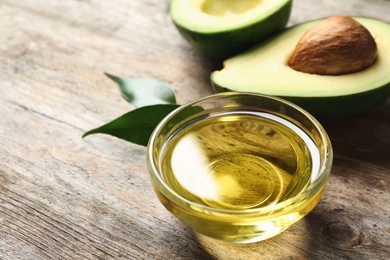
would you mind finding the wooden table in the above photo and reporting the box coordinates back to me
[1,0,389,259]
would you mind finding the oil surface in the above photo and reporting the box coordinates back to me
[160,112,315,210]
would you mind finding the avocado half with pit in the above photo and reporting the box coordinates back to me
[211,17,390,117]
[170,0,292,60]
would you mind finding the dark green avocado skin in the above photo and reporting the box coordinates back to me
[172,1,292,61]
[212,82,390,118]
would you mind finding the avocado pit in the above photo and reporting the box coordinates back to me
[288,16,377,75]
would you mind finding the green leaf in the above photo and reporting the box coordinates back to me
[82,104,180,146]
[105,73,176,107]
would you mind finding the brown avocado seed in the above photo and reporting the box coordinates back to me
[288,16,378,75]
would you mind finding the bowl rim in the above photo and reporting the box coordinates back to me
[147,92,333,216]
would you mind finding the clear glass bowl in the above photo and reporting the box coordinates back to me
[147,92,333,243]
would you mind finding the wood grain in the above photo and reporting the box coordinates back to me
[1,0,389,259]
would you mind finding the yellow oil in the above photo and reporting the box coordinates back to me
[160,112,314,210]
[157,111,321,242]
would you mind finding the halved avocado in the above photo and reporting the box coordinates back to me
[170,0,292,60]
[211,17,390,117]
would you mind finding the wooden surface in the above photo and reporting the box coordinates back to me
[1,0,389,259]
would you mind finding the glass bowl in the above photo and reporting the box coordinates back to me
[147,92,333,243]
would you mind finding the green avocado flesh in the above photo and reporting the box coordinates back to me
[170,0,292,60]
[211,17,390,117]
